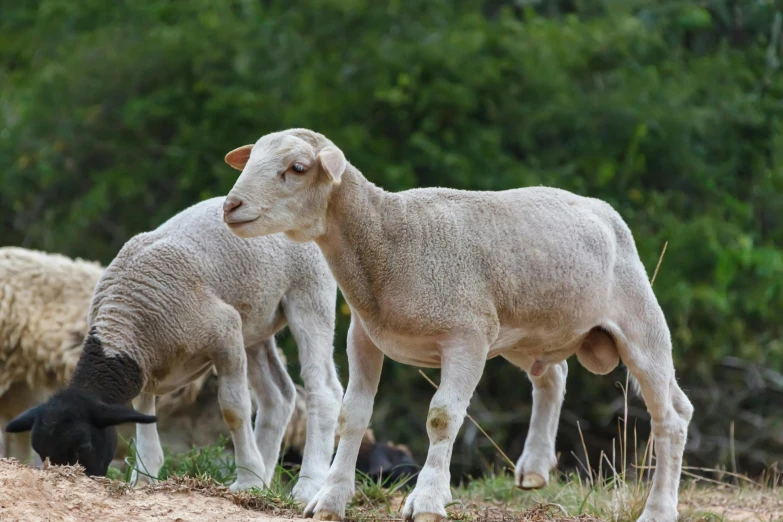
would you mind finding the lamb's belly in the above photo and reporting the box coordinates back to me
[147,356,213,395]
[367,327,501,368]
[491,325,585,362]
[491,326,533,353]
[240,308,286,346]
[386,350,442,368]
[361,326,439,368]
[361,322,585,368]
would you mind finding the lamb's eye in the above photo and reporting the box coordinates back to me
[292,163,306,173]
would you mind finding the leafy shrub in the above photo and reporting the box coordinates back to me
[2,0,782,476]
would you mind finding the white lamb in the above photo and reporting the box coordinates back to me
[5,198,344,502]
[221,128,693,522]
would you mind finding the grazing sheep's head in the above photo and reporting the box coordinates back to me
[222,128,346,242]
[5,388,156,476]
[358,441,420,486]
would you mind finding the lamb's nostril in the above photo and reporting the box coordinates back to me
[223,196,242,215]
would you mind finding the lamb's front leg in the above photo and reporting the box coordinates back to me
[305,318,383,521]
[130,392,165,486]
[403,341,488,522]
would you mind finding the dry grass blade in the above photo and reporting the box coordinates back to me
[682,466,763,487]
[576,421,593,488]
[144,475,299,516]
[650,240,668,287]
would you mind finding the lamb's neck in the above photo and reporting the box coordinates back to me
[316,166,394,317]
[69,328,145,405]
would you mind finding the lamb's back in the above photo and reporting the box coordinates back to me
[90,198,328,332]
[0,247,103,394]
[372,186,635,328]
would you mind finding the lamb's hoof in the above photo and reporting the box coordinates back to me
[313,511,342,521]
[229,478,265,493]
[518,472,546,490]
[130,471,157,488]
[414,514,446,522]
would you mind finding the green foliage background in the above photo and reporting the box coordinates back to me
[2,0,782,478]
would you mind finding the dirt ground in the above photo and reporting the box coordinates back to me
[0,459,306,522]
[0,460,600,522]
[3,459,783,522]
[677,484,783,522]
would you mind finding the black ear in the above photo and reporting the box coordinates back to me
[6,406,41,433]
[90,403,157,429]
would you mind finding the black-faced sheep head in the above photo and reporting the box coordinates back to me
[5,387,156,476]
[357,431,420,487]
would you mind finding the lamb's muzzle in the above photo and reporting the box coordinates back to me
[223,128,692,522]
[223,195,243,216]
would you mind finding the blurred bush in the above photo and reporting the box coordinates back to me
[1,0,782,478]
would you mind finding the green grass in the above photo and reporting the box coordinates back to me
[106,438,783,522]
[105,434,783,521]
[109,434,298,505]
[455,472,783,521]
[107,436,419,519]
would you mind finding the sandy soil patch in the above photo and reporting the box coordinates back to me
[0,459,305,522]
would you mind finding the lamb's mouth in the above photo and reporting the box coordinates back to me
[225,216,260,228]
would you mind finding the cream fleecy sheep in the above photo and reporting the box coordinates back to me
[5,198,344,502]
[222,128,693,522]
[0,247,104,462]
[0,248,207,465]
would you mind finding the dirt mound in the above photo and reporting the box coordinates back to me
[0,460,601,522]
[0,459,305,522]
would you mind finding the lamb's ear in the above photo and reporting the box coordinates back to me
[90,403,157,429]
[317,146,346,184]
[224,144,254,171]
[6,406,41,433]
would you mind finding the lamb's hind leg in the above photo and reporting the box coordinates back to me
[247,338,297,486]
[608,285,693,522]
[209,303,267,491]
[502,354,566,490]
